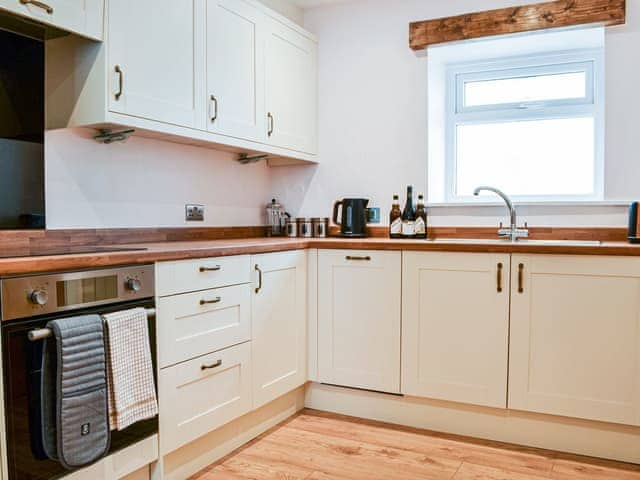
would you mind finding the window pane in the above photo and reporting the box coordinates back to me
[464,71,587,107]
[455,117,595,197]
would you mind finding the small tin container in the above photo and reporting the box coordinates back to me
[285,218,297,237]
[312,217,329,238]
[296,217,313,238]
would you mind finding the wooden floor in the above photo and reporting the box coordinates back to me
[191,409,640,480]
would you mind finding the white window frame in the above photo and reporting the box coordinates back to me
[444,49,605,203]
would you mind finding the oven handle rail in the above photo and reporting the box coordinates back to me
[27,308,157,342]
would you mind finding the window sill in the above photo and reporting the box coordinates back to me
[427,200,631,208]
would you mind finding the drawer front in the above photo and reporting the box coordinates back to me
[156,255,251,297]
[159,342,252,454]
[157,284,251,368]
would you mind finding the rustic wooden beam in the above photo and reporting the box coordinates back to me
[409,0,625,51]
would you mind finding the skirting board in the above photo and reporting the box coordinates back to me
[155,386,306,480]
[305,382,640,464]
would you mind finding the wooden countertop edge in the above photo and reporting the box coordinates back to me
[2,237,640,276]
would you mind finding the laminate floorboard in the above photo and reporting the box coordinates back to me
[191,409,640,480]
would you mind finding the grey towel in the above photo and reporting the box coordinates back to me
[41,315,111,470]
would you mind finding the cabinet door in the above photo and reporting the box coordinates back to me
[318,250,401,393]
[0,0,103,40]
[108,0,206,129]
[265,19,317,154]
[206,0,266,141]
[159,342,252,454]
[510,255,640,426]
[402,252,510,408]
[251,250,307,409]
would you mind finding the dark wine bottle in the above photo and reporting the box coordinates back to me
[389,195,402,238]
[415,194,427,239]
[401,186,416,238]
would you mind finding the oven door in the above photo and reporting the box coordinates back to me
[2,299,158,480]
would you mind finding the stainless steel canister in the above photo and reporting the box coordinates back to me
[297,218,313,238]
[312,217,329,238]
[285,218,297,237]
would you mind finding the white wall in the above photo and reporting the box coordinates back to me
[272,0,640,227]
[46,129,272,228]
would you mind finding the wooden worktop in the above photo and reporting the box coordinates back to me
[2,232,640,276]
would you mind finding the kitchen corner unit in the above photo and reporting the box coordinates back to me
[45,0,318,164]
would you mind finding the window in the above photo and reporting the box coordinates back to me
[427,29,605,204]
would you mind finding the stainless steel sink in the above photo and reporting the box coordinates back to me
[428,238,601,247]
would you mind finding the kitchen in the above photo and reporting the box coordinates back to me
[1,0,640,479]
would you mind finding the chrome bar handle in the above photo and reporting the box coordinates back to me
[27,308,157,342]
[210,95,218,123]
[497,262,503,293]
[267,112,274,137]
[114,65,124,100]
[20,0,53,14]
[255,264,263,293]
[201,359,222,371]
[200,297,221,305]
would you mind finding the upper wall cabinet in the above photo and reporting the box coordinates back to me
[108,0,206,130]
[0,0,104,40]
[265,17,317,155]
[45,0,318,164]
[206,0,265,140]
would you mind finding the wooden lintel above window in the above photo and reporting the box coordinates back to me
[409,0,625,51]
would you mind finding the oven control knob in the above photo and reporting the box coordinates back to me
[125,278,142,292]
[29,289,49,306]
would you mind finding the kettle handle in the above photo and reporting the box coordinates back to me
[332,201,343,226]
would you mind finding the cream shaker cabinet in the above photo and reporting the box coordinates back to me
[0,0,104,40]
[402,252,510,408]
[46,0,318,163]
[318,250,401,394]
[251,250,307,409]
[206,0,266,141]
[108,0,206,130]
[509,254,640,426]
[265,16,318,155]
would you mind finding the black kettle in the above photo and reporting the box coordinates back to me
[332,198,369,237]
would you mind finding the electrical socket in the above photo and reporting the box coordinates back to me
[185,204,204,221]
[367,207,381,224]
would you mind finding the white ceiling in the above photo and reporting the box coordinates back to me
[290,0,348,9]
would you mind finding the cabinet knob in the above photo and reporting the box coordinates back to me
[29,289,49,306]
[126,278,142,292]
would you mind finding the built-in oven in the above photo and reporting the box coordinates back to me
[0,265,158,480]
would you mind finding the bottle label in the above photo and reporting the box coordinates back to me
[390,218,402,235]
[402,221,415,236]
[415,217,426,235]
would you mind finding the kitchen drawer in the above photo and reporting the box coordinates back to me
[156,255,251,297]
[157,283,251,368]
[159,342,252,454]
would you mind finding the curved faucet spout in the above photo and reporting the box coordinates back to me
[473,186,526,241]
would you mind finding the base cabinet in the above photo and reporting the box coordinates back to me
[318,250,401,394]
[158,342,252,454]
[402,252,510,408]
[509,254,640,426]
[251,250,307,409]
